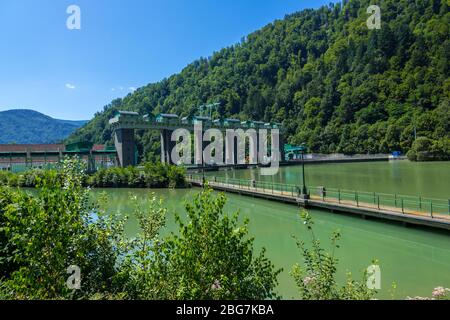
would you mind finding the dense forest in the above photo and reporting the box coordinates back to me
[68,0,450,161]
[0,109,86,144]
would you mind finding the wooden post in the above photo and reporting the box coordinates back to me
[419,196,422,210]
[394,194,397,207]
[377,195,380,210]
[338,189,341,204]
[401,199,404,214]
[355,191,358,207]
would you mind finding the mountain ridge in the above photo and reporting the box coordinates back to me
[0,109,88,144]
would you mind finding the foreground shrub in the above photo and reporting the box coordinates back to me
[146,187,282,300]
[0,159,124,299]
[0,161,279,300]
[112,193,167,299]
[291,211,376,300]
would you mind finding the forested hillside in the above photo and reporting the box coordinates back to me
[0,109,87,144]
[68,0,450,161]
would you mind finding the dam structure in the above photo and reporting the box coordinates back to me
[109,111,286,167]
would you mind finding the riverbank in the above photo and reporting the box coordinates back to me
[0,162,188,189]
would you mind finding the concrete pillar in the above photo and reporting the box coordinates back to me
[202,135,209,167]
[247,131,257,165]
[162,129,169,164]
[279,134,286,163]
[225,136,239,165]
[234,138,239,165]
[114,128,136,167]
[160,129,175,164]
[26,149,31,167]
[256,132,260,165]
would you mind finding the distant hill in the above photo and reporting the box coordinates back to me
[0,109,87,144]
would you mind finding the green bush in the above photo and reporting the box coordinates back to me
[0,162,187,189]
[147,187,282,300]
[291,211,376,300]
[0,159,123,299]
[87,162,187,188]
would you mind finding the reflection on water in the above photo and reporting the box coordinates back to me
[208,161,450,198]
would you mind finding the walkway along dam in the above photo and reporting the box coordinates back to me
[187,175,450,231]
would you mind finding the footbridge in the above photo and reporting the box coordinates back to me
[109,111,286,167]
[187,175,450,231]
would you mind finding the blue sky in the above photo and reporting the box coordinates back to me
[0,0,331,120]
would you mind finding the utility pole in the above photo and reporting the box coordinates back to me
[301,148,307,195]
[299,145,309,199]
[202,136,206,188]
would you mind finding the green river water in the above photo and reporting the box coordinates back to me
[95,160,450,299]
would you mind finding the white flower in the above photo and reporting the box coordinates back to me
[432,287,447,298]
[303,276,314,286]
[211,280,222,291]
[406,296,430,300]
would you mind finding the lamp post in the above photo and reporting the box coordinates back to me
[202,154,206,187]
[299,145,309,199]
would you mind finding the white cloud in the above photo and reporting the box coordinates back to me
[111,86,137,93]
[65,83,76,90]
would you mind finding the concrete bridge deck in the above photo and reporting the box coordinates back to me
[187,176,450,231]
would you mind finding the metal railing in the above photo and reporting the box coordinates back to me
[187,174,450,219]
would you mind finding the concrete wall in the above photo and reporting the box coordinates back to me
[114,129,135,167]
[160,129,176,164]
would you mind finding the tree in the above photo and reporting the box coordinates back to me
[148,187,282,300]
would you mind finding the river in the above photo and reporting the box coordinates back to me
[95,160,450,299]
